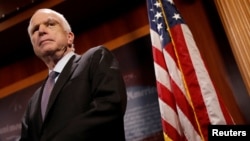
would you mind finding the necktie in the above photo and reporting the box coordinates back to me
[41,71,58,120]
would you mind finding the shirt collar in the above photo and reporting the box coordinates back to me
[49,51,75,74]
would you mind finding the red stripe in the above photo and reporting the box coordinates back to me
[152,45,167,70]
[156,81,175,110]
[171,25,211,138]
[169,76,200,135]
[161,117,187,141]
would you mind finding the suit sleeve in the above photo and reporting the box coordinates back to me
[18,102,30,141]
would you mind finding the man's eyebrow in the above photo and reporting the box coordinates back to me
[30,18,59,33]
[46,18,60,23]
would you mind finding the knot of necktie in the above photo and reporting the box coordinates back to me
[49,71,59,79]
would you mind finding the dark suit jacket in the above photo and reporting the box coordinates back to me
[19,46,127,141]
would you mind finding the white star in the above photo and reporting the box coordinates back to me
[154,2,161,8]
[160,34,163,41]
[157,23,163,32]
[172,13,181,20]
[155,12,162,20]
[167,0,174,4]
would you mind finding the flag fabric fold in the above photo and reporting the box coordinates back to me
[146,0,235,140]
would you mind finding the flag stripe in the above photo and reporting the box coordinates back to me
[180,25,228,124]
[170,24,210,137]
[158,98,182,141]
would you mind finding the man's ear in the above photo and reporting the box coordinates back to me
[68,32,74,45]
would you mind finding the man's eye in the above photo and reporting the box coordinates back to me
[31,26,39,34]
[48,22,55,27]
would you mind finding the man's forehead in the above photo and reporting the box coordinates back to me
[31,11,60,24]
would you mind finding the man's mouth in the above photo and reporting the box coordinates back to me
[39,39,53,46]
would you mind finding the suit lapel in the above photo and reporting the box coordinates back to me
[43,54,81,121]
[32,87,45,133]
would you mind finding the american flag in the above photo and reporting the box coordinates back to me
[146,0,235,140]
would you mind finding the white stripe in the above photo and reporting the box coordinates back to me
[150,29,162,51]
[177,106,202,141]
[158,98,182,136]
[163,49,187,98]
[181,24,226,124]
[151,29,172,90]
[153,62,171,90]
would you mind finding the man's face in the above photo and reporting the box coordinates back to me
[28,10,72,58]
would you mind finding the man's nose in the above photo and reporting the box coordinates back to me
[38,25,47,36]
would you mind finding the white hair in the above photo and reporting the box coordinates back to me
[27,8,72,35]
